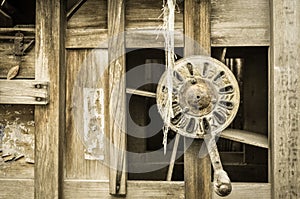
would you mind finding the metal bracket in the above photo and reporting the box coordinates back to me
[34,82,49,104]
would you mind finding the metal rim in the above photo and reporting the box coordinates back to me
[157,55,240,138]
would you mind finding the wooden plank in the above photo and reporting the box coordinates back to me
[67,0,107,29]
[66,29,108,49]
[211,0,270,46]
[65,49,109,180]
[125,0,183,29]
[211,28,269,47]
[35,0,66,198]
[108,0,127,195]
[0,28,35,34]
[184,0,211,198]
[0,179,34,199]
[65,0,270,48]
[125,29,184,48]
[221,129,268,149]
[0,80,48,105]
[167,133,181,181]
[63,180,271,199]
[65,26,269,49]
[270,0,300,198]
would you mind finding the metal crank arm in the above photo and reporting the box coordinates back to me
[204,134,232,197]
[156,56,240,197]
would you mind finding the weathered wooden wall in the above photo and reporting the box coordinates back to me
[1,0,291,198]
[65,49,109,180]
[66,0,270,49]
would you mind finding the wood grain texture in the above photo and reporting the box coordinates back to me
[66,29,108,48]
[67,0,107,29]
[63,180,271,199]
[211,0,270,46]
[65,0,270,49]
[125,0,184,29]
[0,179,34,199]
[125,29,184,48]
[0,43,35,79]
[35,0,66,198]
[184,0,212,198]
[65,49,109,180]
[67,0,88,20]
[0,80,48,105]
[270,0,300,198]
[108,0,127,195]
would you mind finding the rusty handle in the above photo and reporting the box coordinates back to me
[213,169,232,197]
[204,134,232,197]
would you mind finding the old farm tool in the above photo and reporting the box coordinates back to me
[157,55,240,196]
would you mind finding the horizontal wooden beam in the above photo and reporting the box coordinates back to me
[65,27,269,49]
[125,29,184,48]
[66,28,108,49]
[0,80,49,105]
[64,180,271,199]
[221,129,268,149]
[0,179,34,199]
[0,28,35,34]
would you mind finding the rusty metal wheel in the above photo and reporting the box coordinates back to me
[157,55,240,138]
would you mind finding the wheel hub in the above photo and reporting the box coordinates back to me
[156,56,240,138]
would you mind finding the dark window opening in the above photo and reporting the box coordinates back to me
[127,47,268,182]
[0,0,36,27]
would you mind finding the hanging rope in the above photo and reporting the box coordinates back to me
[161,0,176,154]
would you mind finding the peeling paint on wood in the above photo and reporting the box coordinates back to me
[83,88,105,160]
[0,105,34,178]
[0,105,34,162]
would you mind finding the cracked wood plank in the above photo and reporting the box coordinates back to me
[108,0,127,195]
[270,0,300,198]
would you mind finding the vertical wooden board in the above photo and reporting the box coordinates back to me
[270,0,300,198]
[65,49,109,180]
[0,105,34,178]
[35,0,66,198]
[108,0,127,195]
[184,0,212,198]
[67,0,107,29]
[125,0,183,29]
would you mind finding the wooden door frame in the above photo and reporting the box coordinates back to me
[34,0,66,198]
